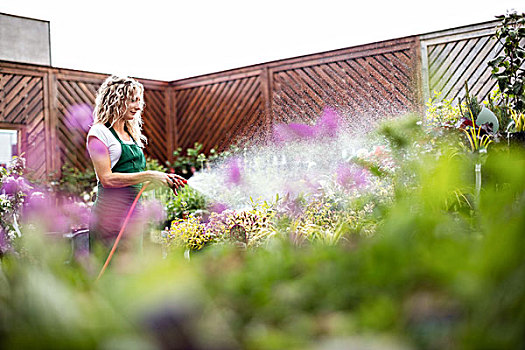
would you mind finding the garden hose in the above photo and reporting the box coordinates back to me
[96,183,149,281]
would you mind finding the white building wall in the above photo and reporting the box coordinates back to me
[0,13,51,65]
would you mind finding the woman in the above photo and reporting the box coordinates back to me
[87,75,184,252]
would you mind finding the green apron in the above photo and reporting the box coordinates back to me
[89,123,146,250]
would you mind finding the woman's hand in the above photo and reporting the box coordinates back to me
[147,171,187,195]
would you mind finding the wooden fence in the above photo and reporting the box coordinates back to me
[171,36,421,153]
[0,62,170,178]
[0,20,507,179]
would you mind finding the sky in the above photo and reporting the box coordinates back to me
[1,0,524,81]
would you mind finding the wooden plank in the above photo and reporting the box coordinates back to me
[2,74,23,98]
[172,69,262,90]
[463,42,503,100]
[313,64,364,115]
[276,70,320,122]
[420,43,431,102]
[329,61,370,111]
[3,76,33,110]
[422,26,497,46]
[187,79,243,145]
[270,42,414,74]
[360,56,407,109]
[343,59,392,114]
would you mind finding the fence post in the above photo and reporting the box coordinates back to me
[45,70,59,178]
[260,67,273,136]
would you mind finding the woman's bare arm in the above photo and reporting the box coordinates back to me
[87,136,183,189]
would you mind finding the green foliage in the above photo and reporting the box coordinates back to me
[486,88,514,130]
[168,142,208,178]
[164,185,208,222]
[144,156,167,172]
[425,91,463,127]
[164,199,275,251]
[3,115,525,349]
[51,166,96,202]
[168,142,242,178]
[488,11,525,113]
[163,216,214,251]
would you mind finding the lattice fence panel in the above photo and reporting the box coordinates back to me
[426,35,503,102]
[418,21,525,104]
[56,78,102,171]
[0,72,47,178]
[271,48,416,129]
[143,88,168,161]
[174,75,263,152]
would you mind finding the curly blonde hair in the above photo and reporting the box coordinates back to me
[93,75,147,147]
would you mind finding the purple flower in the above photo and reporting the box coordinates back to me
[142,199,166,224]
[288,123,317,139]
[208,202,228,214]
[336,163,369,189]
[62,201,91,228]
[226,157,243,186]
[272,106,342,143]
[1,176,32,195]
[1,176,17,195]
[315,107,341,138]
[273,122,316,143]
[65,104,94,132]
[22,193,69,233]
[15,177,32,194]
